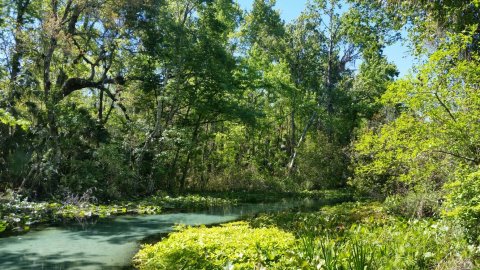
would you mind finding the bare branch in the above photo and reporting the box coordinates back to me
[434,92,457,122]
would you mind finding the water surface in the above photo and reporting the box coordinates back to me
[0,199,323,269]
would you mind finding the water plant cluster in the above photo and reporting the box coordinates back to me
[0,191,237,235]
[0,189,346,235]
[193,189,353,204]
[134,202,480,269]
[139,194,238,210]
[133,222,296,269]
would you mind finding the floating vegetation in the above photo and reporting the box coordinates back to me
[0,191,237,235]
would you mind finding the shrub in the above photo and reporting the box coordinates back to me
[444,168,480,244]
[294,135,349,189]
[348,221,471,269]
[133,221,296,269]
[249,202,476,269]
[384,191,442,219]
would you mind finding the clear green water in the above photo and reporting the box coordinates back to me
[0,199,321,269]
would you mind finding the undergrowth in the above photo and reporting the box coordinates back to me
[134,202,480,269]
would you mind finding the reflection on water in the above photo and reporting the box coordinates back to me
[0,199,325,269]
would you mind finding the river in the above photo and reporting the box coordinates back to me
[0,198,325,269]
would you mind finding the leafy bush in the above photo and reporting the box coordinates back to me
[294,135,349,189]
[351,30,480,200]
[445,169,480,244]
[250,202,389,235]
[249,202,477,269]
[0,221,6,233]
[384,191,442,218]
[138,194,237,210]
[348,221,472,269]
[133,222,296,269]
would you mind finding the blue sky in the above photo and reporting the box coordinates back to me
[237,0,414,77]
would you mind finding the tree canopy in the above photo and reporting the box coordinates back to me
[1,2,479,243]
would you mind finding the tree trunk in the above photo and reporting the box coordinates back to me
[179,116,202,191]
[98,88,104,121]
[287,111,318,172]
[10,0,30,82]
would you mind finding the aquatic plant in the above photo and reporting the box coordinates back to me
[138,202,479,269]
[133,221,296,269]
[0,192,237,235]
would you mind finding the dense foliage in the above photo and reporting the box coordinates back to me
[135,202,479,269]
[1,0,480,268]
[134,221,296,269]
[0,0,397,199]
[350,0,480,244]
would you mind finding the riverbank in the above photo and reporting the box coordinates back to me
[0,192,234,235]
[0,198,340,269]
[0,189,352,236]
[134,202,480,269]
